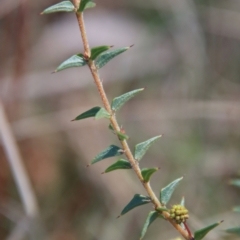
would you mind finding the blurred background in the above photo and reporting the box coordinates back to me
[0,0,240,239]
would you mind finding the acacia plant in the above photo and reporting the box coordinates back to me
[41,1,222,239]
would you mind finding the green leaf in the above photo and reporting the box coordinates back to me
[141,168,159,182]
[95,46,132,69]
[226,227,240,236]
[78,0,96,12]
[117,131,129,141]
[91,145,123,164]
[111,88,144,111]
[41,1,75,14]
[103,159,131,173]
[120,194,151,216]
[160,177,183,205]
[195,222,223,239]
[90,46,112,60]
[72,107,101,121]
[229,179,240,188]
[194,221,223,240]
[180,196,185,206]
[95,107,110,119]
[108,123,114,131]
[233,206,240,212]
[140,211,159,240]
[55,54,87,72]
[134,136,161,161]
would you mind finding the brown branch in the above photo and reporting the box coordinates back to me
[72,2,192,239]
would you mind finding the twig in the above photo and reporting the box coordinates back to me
[73,2,192,239]
[0,99,39,219]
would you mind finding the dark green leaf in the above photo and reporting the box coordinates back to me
[78,0,96,12]
[95,107,110,119]
[160,177,183,205]
[91,145,123,164]
[111,88,144,111]
[120,194,151,216]
[90,46,112,60]
[95,46,131,69]
[134,136,161,161]
[233,206,240,212]
[55,54,87,72]
[141,168,159,182]
[72,107,101,121]
[41,1,75,14]
[103,159,131,173]
[194,221,223,240]
[229,179,240,188]
[117,131,129,141]
[226,227,240,236]
[140,211,159,240]
[108,123,114,131]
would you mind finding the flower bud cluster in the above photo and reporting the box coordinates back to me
[169,205,189,224]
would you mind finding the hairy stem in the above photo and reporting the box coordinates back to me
[73,4,191,240]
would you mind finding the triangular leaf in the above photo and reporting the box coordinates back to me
[229,179,240,188]
[160,177,183,205]
[55,54,87,72]
[226,227,240,236]
[233,206,240,212]
[140,211,159,240]
[120,194,151,216]
[134,136,161,161]
[180,196,185,206]
[91,145,123,164]
[111,88,144,111]
[41,1,75,14]
[95,107,110,119]
[90,45,112,60]
[141,168,159,182]
[72,107,101,121]
[194,221,223,240]
[95,46,132,69]
[78,0,95,12]
[103,159,131,173]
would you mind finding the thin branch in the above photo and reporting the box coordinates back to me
[0,99,39,219]
[73,3,192,239]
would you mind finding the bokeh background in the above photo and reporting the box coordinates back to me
[0,0,240,239]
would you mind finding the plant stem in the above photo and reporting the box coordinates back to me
[73,5,191,240]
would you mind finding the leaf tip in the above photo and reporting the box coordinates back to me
[86,164,91,167]
[130,44,134,48]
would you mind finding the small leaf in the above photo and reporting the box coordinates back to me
[95,108,110,119]
[108,123,114,131]
[91,145,123,164]
[140,211,159,240]
[72,107,101,121]
[120,194,151,216]
[180,196,185,206]
[160,177,183,205]
[134,136,161,161]
[194,221,223,240]
[117,131,129,141]
[229,179,240,188]
[55,54,87,72]
[226,227,240,236]
[233,206,240,212]
[79,0,96,12]
[103,159,131,173]
[111,88,144,111]
[90,46,112,60]
[141,168,159,182]
[41,1,75,14]
[95,46,132,69]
